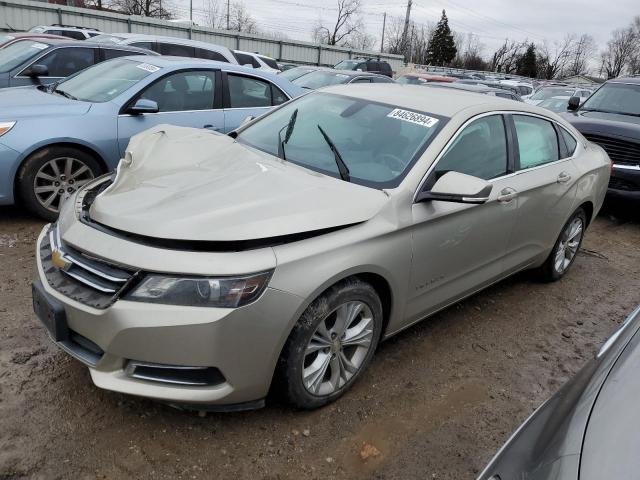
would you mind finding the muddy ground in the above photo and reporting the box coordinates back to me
[1,200,639,480]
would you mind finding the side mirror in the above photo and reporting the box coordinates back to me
[416,171,493,204]
[25,64,48,77]
[567,96,580,111]
[127,98,159,115]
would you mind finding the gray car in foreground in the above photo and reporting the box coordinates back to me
[32,85,609,410]
[478,305,640,480]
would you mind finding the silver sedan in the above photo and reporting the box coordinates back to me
[32,85,610,410]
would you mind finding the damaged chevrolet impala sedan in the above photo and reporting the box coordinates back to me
[33,85,610,410]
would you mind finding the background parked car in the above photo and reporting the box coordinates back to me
[29,25,101,40]
[537,95,571,112]
[527,86,592,105]
[278,65,318,82]
[0,39,155,88]
[292,68,394,89]
[426,81,523,101]
[478,306,640,480]
[395,72,456,84]
[90,33,237,63]
[232,50,280,73]
[0,56,305,219]
[333,58,393,77]
[0,32,66,48]
[563,77,640,201]
[277,62,300,71]
[499,79,534,99]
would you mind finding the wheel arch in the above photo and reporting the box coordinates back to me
[577,200,594,227]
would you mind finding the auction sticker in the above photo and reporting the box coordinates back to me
[136,63,160,73]
[387,109,439,128]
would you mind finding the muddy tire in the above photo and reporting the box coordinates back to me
[17,146,102,221]
[539,208,587,282]
[276,278,383,410]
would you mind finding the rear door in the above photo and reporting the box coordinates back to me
[11,46,96,87]
[222,72,288,132]
[116,68,223,156]
[500,113,580,272]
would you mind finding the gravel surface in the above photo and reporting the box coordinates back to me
[1,200,638,480]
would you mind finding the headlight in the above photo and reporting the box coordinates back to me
[124,271,273,308]
[0,121,16,137]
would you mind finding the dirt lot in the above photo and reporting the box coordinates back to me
[1,200,639,480]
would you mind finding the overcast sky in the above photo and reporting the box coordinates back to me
[176,0,638,56]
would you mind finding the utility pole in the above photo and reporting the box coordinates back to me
[189,0,192,22]
[409,24,415,64]
[401,0,412,55]
[380,12,386,53]
[226,0,230,29]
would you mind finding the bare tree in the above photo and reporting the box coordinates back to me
[491,39,525,73]
[564,34,596,76]
[627,16,640,75]
[452,33,486,70]
[536,34,576,79]
[312,0,363,46]
[600,27,636,78]
[229,2,258,33]
[203,0,226,29]
[343,31,376,51]
[110,0,172,18]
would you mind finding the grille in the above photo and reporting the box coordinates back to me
[40,225,138,309]
[583,133,640,166]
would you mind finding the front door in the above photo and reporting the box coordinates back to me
[406,114,520,323]
[117,69,224,156]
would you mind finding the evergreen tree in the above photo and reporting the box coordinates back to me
[516,43,538,78]
[426,10,457,66]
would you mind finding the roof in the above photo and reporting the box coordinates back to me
[321,84,539,117]
[401,72,455,82]
[609,77,640,85]
[1,32,66,40]
[234,49,276,60]
[93,33,231,51]
[426,82,507,94]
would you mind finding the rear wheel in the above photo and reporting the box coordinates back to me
[276,278,383,409]
[539,208,586,282]
[17,146,102,221]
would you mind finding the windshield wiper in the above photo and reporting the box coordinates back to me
[277,108,298,160]
[53,88,77,100]
[317,124,350,182]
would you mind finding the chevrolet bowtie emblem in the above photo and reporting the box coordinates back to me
[51,249,71,271]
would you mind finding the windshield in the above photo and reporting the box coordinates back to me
[334,60,359,70]
[0,35,15,45]
[90,34,127,44]
[279,67,314,81]
[293,71,352,89]
[0,40,50,73]
[530,87,575,101]
[580,82,640,116]
[237,92,446,188]
[54,58,156,102]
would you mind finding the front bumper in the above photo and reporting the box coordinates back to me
[34,226,305,407]
[0,142,21,205]
[608,164,640,201]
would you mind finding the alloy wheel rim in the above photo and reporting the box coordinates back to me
[554,217,583,273]
[302,301,374,396]
[33,157,94,213]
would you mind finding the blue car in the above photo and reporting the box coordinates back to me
[0,56,305,219]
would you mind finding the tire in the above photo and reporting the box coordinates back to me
[538,208,587,282]
[276,278,383,409]
[17,146,103,222]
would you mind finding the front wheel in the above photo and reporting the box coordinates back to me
[539,208,586,282]
[276,278,383,409]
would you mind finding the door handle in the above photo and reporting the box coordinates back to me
[557,172,572,183]
[497,187,517,203]
[203,124,220,131]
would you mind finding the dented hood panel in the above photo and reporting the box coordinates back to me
[90,125,389,241]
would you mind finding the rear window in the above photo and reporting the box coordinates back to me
[259,55,279,70]
[0,40,49,73]
[379,62,391,72]
[279,67,314,81]
[292,70,351,89]
[103,48,137,60]
[234,52,260,68]
[131,41,155,51]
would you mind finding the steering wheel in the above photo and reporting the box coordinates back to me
[376,153,405,173]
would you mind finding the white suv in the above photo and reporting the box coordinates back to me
[29,25,101,40]
[232,50,280,73]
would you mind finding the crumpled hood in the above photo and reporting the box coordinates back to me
[562,110,640,141]
[0,86,91,119]
[89,125,389,241]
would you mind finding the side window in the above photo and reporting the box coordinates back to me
[380,62,392,72]
[271,84,288,105]
[560,128,578,157]
[434,115,508,181]
[138,70,216,112]
[351,77,372,83]
[159,43,195,57]
[355,62,366,71]
[371,76,392,83]
[514,115,559,170]
[194,48,228,62]
[131,41,154,51]
[227,74,271,108]
[46,30,63,36]
[103,48,136,60]
[234,52,254,66]
[259,56,279,70]
[36,47,95,77]
[65,31,86,40]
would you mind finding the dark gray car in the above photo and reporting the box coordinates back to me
[478,305,640,480]
[0,38,154,88]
